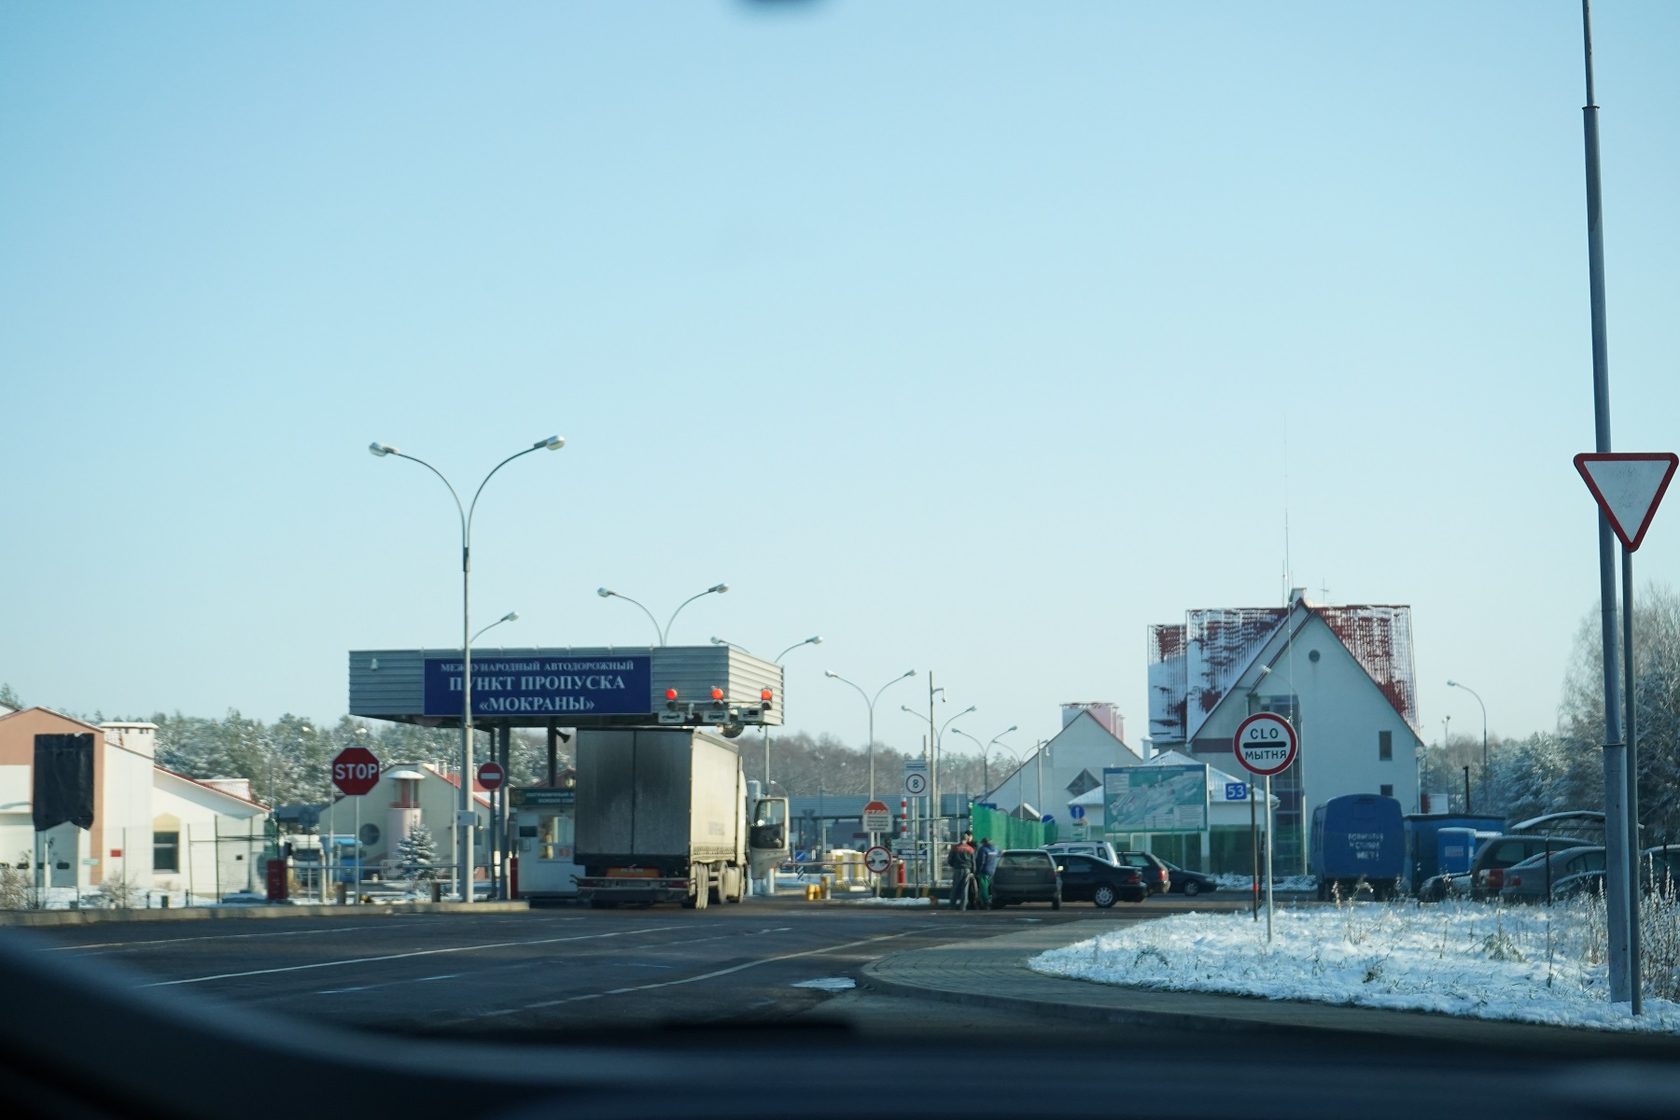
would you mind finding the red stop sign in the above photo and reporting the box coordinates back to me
[477,761,506,791]
[331,746,381,796]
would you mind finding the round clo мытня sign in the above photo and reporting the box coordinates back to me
[1232,712,1298,777]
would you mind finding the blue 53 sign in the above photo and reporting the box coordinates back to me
[1232,712,1298,777]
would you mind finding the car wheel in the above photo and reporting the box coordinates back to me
[1093,884,1117,908]
[1184,880,1201,896]
[1051,892,1061,910]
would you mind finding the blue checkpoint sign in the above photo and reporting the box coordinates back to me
[1068,804,1086,820]
[1226,782,1249,801]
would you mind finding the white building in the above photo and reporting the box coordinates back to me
[982,702,1143,823]
[320,760,492,880]
[1147,591,1425,872]
[0,708,265,905]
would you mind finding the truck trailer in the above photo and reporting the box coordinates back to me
[1309,794,1405,901]
[573,728,788,909]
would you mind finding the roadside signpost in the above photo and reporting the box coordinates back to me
[477,761,506,791]
[862,800,890,833]
[331,746,381,796]
[863,845,891,876]
[1576,450,1677,1014]
[331,746,380,906]
[1233,712,1298,942]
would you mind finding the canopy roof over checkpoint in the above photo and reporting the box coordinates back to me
[347,645,784,733]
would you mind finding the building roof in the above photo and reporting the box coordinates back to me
[1148,597,1419,741]
[154,765,268,811]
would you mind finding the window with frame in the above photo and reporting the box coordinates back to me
[153,831,180,873]
[1378,730,1393,761]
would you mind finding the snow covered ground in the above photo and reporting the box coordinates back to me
[1031,897,1680,1033]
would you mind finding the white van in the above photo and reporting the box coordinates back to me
[1043,840,1120,865]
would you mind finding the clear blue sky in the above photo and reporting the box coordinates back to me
[5,2,1679,758]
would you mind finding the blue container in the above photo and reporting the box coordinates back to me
[1310,795,1405,900]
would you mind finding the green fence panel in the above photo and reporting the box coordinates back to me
[969,804,1054,850]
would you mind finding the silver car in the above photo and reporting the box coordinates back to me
[1498,846,1606,903]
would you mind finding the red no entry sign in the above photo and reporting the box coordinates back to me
[331,746,381,796]
[1233,713,1298,777]
[477,761,506,791]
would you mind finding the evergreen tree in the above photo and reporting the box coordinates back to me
[396,822,438,885]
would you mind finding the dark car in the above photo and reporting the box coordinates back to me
[1114,850,1172,895]
[1470,834,1590,900]
[1051,853,1146,907]
[1498,846,1606,903]
[989,849,1061,909]
[1158,858,1218,896]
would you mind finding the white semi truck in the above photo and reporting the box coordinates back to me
[573,728,788,909]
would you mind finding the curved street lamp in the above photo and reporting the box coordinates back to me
[1446,679,1489,811]
[369,434,564,905]
[826,668,917,800]
[473,610,518,644]
[597,582,728,645]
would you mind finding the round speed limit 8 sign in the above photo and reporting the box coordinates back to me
[1232,712,1298,777]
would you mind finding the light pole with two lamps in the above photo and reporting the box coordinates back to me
[823,668,917,802]
[369,434,564,905]
[597,583,728,645]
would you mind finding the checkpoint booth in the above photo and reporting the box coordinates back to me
[347,645,785,901]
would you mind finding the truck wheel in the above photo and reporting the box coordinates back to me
[723,866,744,903]
[692,865,709,910]
[1051,892,1062,911]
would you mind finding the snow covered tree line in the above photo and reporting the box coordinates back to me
[1422,584,1680,839]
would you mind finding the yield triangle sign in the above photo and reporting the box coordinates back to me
[1574,452,1679,551]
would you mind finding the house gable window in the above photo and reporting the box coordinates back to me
[1379,730,1393,761]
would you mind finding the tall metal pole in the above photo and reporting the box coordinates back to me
[1580,0,1633,1004]
[371,435,563,906]
[1624,547,1642,1013]
[827,669,916,803]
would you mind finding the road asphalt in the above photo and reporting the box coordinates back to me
[8,889,1679,1059]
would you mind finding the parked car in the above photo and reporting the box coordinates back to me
[1498,846,1606,903]
[1417,871,1472,902]
[989,849,1061,909]
[1470,834,1590,900]
[1158,858,1217,896]
[1043,840,1120,864]
[1112,850,1171,895]
[1050,853,1146,907]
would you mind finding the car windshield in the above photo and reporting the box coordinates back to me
[3,3,1679,1113]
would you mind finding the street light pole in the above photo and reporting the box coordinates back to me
[764,636,821,788]
[824,668,916,801]
[370,434,564,905]
[1446,680,1489,811]
[598,583,729,645]
[713,634,819,898]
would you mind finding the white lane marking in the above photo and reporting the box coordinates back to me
[137,925,684,988]
[441,928,919,1024]
[39,927,383,952]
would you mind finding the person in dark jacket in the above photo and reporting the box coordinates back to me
[947,833,976,910]
[973,837,1000,907]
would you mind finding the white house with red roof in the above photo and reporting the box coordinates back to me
[1146,590,1424,872]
